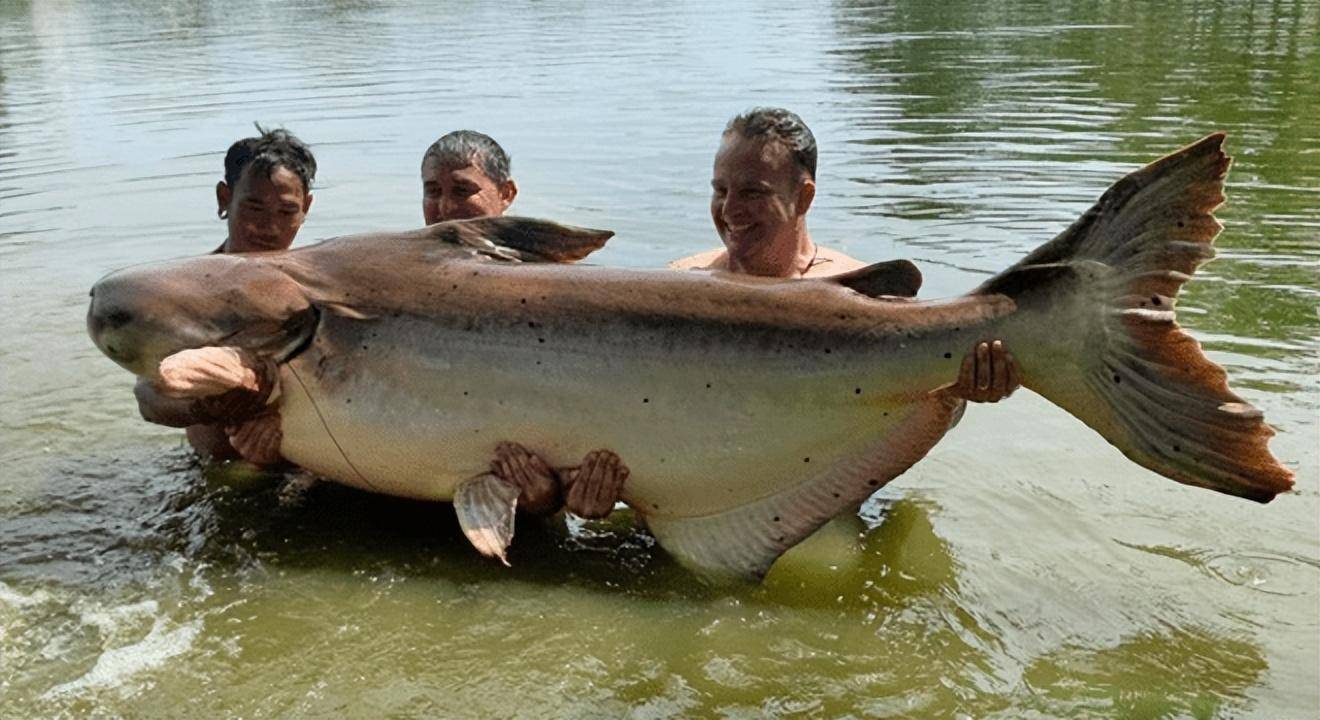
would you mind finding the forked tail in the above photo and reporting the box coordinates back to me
[979,133,1293,502]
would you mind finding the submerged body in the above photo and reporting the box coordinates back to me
[89,134,1294,577]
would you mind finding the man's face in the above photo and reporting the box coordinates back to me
[218,165,312,253]
[710,135,814,276]
[421,157,516,224]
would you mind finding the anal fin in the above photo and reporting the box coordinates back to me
[454,473,521,566]
[643,397,961,581]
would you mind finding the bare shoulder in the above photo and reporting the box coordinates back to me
[668,248,728,271]
[804,247,869,278]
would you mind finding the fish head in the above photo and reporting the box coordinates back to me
[87,254,316,378]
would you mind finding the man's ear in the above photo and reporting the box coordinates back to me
[796,177,816,216]
[216,181,232,218]
[302,192,314,215]
[500,179,518,209]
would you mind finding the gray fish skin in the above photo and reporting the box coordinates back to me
[88,137,1294,578]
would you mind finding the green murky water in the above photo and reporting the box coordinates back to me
[1,1,1317,717]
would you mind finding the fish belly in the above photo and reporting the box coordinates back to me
[276,313,937,516]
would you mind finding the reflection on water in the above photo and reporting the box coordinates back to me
[2,0,1317,716]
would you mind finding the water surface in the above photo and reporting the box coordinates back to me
[2,1,1317,717]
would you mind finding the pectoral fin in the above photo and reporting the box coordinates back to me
[454,473,521,566]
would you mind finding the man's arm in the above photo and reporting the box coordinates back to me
[134,347,286,466]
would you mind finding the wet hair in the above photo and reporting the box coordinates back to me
[223,123,317,193]
[422,130,512,185]
[724,107,817,180]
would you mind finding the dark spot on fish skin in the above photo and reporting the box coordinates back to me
[776,535,785,543]
[540,295,547,301]
[803,457,810,463]
[867,479,879,487]
[535,360,541,366]
[954,327,961,332]
[705,383,712,389]
[452,284,458,290]
[772,516,780,522]
[1151,296,1162,306]
[527,321,540,329]
[520,298,526,304]
[652,503,660,510]
[463,391,469,396]
[824,348,832,355]
[1173,444,1181,452]
[944,352,953,359]
[538,337,545,343]
[832,492,840,498]
[855,387,862,395]
[1113,374,1121,383]
[1177,220,1185,228]
[361,345,368,351]
[883,412,888,417]
[471,271,479,277]
[642,398,649,403]
[346,398,352,404]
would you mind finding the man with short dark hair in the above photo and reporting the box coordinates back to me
[134,125,317,463]
[674,107,1019,404]
[216,125,317,254]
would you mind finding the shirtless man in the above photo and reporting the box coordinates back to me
[415,130,631,516]
[133,126,316,465]
[674,106,1020,405]
[514,109,1022,521]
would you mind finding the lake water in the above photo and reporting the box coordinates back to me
[1,1,1317,717]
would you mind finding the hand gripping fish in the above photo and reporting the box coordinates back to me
[87,134,1293,579]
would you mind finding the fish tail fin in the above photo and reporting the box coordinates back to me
[978,133,1293,502]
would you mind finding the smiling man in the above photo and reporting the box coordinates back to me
[671,108,865,278]
[421,130,518,224]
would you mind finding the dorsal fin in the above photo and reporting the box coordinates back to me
[416,216,614,263]
[830,259,922,298]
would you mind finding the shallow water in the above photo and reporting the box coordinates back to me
[2,0,1318,717]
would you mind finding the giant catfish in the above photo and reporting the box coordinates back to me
[87,133,1294,579]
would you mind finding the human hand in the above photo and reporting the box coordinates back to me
[158,347,260,398]
[561,449,629,519]
[226,408,284,466]
[491,441,561,515]
[948,340,1020,404]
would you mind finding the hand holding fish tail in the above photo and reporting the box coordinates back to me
[562,449,630,519]
[491,442,562,515]
[948,340,1021,404]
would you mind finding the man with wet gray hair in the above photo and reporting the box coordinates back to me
[421,130,518,224]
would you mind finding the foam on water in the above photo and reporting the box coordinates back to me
[43,612,202,700]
